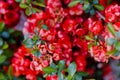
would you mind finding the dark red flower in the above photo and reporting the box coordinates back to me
[75,55,86,71]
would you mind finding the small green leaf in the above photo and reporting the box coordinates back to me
[68,62,76,77]
[8,29,14,34]
[107,38,117,45]
[0,22,5,32]
[58,60,65,71]
[113,51,120,57]
[42,24,49,30]
[15,0,21,2]
[2,42,9,49]
[107,49,117,55]
[1,31,10,39]
[94,4,104,10]
[82,1,90,10]
[58,72,64,80]
[77,71,88,77]
[20,3,28,8]
[116,31,120,39]
[32,1,45,7]
[0,55,7,64]
[32,7,41,13]
[23,38,34,48]
[93,0,99,4]
[50,63,57,69]
[26,0,31,4]
[32,49,41,57]
[43,73,48,78]
[68,1,80,7]
[0,38,3,47]
[107,23,116,36]
[75,73,82,80]
[43,66,56,74]
[90,8,95,16]
[88,43,93,49]
[0,50,3,55]
[114,42,120,51]
[67,74,72,80]
[0,73,6,80]
[8,66,13,80]
[37,77,43,80]
[107,0,113,5]
[85,36,93,40]
[25,7,32,16]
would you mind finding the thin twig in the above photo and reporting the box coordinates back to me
[96,11,105,21]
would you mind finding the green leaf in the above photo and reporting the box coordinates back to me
[0,38,3,47]
[9,39,16,44]
[58,60,65,71]
[43,73,48,78]
[0,73,6,80]
[25,7,32,16]
[85,36,93,40]
[90,8,95,16]
[2,42,9,49]
[42,24,49,30]
[0,50,3,55]
[75,73,82,80]
[68,62,76,77]
[107,38,117,45]
[68,0,80,7]
[50,63,57,69]
[43,66,56,74]
[26,0,31,4]
[67,75,72,80]
[58,72,64,80]
[8,29,14,34]
[107,0,113,5]
[0,22,5,32]
[37,77,43,80]
[32,7,41,13]
[1,31,10,39]
[114,42,120,51]
[32,1,45,7]
[113,51,120,57]
[82,1,90,10]
[107,23,116,36]
[8,66,13,80]
[23,38,34,48]
[93,0,99,4]
[116,31,120,39]
[107,49,117,55]
[77,71,88,77]
[15,0,21,2]
[94,4,104,10]
[19,3,28,8]
[88,43,93,49]
[0,55,7,64]
[32,49,41,57]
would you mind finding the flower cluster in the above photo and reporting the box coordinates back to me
[12,46,38,80]
[12,0,119,79]
[0,0,20,27]
[1,0,120,80]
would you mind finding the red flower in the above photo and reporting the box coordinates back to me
[62,18,77,32]
[89,20,103,35]
[46,75,58,80]
[69,4,83,15]
[4,10,20,27]
[105,4,120,22]
[91,46,108,62]
[75,55,86,71]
